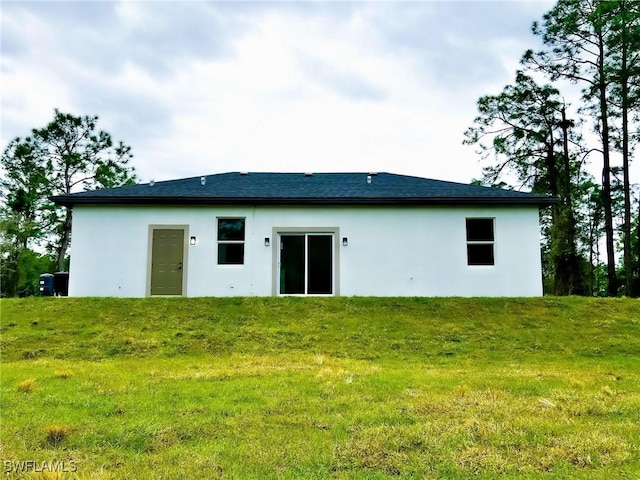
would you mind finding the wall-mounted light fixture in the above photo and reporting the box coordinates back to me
[190,236,197,246]
[342,237,348,246]
[264,237,270,247]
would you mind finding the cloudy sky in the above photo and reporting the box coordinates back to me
[2,0,555,185]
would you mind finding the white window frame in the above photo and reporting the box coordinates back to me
[217,217,246,266]
[466,217,495,267]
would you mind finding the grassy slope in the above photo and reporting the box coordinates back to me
[1,297,639,479]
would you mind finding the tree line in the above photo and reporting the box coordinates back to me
[1,110,136,296]
[464,0,640,296]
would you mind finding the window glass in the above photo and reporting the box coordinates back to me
[307,235,333,294]
[218,219,245,241]
[280,235,305,294]
[218,244,244,265]
[467,244,494,266]
[466,218,494,241]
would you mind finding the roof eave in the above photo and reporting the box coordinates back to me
[51,195,558,208]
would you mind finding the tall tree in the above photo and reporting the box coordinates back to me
[523,0,619,295]
[602,0,640,295]
[574,177,605,295]
[463,72,583,294]
[1,110,136,276]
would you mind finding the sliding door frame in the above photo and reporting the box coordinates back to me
[271,227,340,296]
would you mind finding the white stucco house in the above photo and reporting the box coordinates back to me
[51,172,555,297]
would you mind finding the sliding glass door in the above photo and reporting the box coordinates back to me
[279,234,333,295]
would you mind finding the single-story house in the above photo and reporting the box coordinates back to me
[51,172,555,297]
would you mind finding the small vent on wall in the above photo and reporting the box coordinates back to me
[367,175,372,184]
[149,179,155,187]
[304,172,313,177]
[240,172,249,176]
[200,176,206,186]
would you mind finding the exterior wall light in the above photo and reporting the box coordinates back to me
[264,237,270,246]
[342,237,348,246]
[190,236,197,246]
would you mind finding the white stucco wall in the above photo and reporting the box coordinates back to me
[68,204,543,297]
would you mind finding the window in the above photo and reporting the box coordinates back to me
[466,218,494,266]
[217,218,245,265]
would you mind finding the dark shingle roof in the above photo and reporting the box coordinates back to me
[51,172,556,207]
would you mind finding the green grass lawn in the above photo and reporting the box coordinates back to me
[1,297,639,479]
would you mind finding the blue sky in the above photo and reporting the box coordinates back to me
[1,1,554,184]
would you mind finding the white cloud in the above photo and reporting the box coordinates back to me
[1,1,557,185]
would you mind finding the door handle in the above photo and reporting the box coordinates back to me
[178,261,183,270]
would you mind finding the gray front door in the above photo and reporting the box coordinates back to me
[150,229,184,295]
